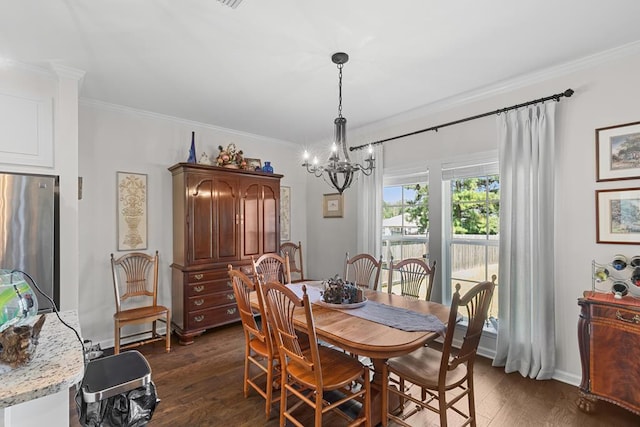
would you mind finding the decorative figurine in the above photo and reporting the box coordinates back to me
[198,152,212,165]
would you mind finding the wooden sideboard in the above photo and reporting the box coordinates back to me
[577,291,640,415]
[169,163,282,344]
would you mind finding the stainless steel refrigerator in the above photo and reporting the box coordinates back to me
[0,172,59,313]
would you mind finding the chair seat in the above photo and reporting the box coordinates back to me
[114,305,169,323]
[288,346,366,390]
[249,336,270,357]
[387,346,468,390]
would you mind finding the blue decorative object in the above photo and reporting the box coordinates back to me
[187,131,197,163]
[262,161,273,173]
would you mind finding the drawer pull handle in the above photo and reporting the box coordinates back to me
[227,308,237,315]
[194,299,205,306]
[193,285,205,293]
[227,294,235,300]
[194,274,204,280]
[227,281,233,288]
[615,310,640,324]
[194,315,205,322]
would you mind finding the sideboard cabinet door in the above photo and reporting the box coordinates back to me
[577,292,640,415]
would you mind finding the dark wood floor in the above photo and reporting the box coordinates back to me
[70,323,640,426]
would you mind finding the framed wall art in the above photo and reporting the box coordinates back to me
[280,186,291,241]
[245,158,262,171]
[596,187,640,244]
[596,121,640,181]
[323,193,343,218]
[117,172,148,250]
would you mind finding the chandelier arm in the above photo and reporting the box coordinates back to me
[302,162,326,178]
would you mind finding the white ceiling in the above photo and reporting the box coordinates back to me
[2,1,640,145]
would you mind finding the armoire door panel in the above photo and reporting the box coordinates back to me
[262,185,278,254]
[214,175,239,261]
[240,181,261,258]
[188,174,215,264]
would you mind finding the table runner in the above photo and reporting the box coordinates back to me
[345,300,446,334]
[288,283,445,334]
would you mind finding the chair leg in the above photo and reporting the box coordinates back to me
[265,355,273,419]
[363,366,371,427]
[315,390,323,427]
[467,376,477,427]
[114,322,120,355]
[165,314,171,352]
[243,341,250,398]
[279,379,287,427]
[438,389,448,427]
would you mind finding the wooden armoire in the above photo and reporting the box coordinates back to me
[169,163,282,344]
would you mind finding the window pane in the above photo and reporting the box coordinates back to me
[450,243,487,283]
[446,171,500,325]
[381,181,429,293]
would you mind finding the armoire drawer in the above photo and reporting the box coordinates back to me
[186,290,236,311]
[187,269,228,284]
[187,304,240,330]
[186,278,233,297]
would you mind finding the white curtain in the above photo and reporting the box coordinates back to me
[492,103,556,380]
[356,145,384,257]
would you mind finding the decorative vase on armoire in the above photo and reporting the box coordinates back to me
[262,161,273,173]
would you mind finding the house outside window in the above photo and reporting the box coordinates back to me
[381,172,428,293]
[442,158,499,329]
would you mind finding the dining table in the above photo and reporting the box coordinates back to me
[250,280,451,426]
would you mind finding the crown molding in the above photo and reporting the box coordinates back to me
[355,40,640,136]
[49,63,86,87]
[79,98,300,149]
[0,59,57,80]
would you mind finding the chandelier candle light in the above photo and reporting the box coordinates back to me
[302,52,375,194]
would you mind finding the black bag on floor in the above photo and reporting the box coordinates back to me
[77,381,159,427]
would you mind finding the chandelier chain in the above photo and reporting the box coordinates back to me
[337,63,343,119]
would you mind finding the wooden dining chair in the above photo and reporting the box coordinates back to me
[252,253,292,285]
[227,265,280,419]
[110,251,171,355]
[381,277,496,427]
[280,241,305,283]
[262,281,371,427]
[387,258,437,301]
[344,252,383,291]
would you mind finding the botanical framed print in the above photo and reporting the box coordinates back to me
[596,187,640,244]
[280,186,291,241]
[596,121,640,181]
[323,193,343,218]
[117,172,148,250]
[245,158,262,171]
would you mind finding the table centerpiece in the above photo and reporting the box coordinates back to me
[320,275,366,308]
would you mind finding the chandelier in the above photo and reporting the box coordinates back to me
[302,52,375,194]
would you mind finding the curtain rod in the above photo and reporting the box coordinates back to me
[349,88,574,151]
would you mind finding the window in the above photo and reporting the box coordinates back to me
[381,173,428,293]
[443,159,499,328]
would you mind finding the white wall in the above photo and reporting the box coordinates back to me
[306,47,640,384]
[77,102,307,345]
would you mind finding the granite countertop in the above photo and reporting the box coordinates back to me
[0,310,85,408]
